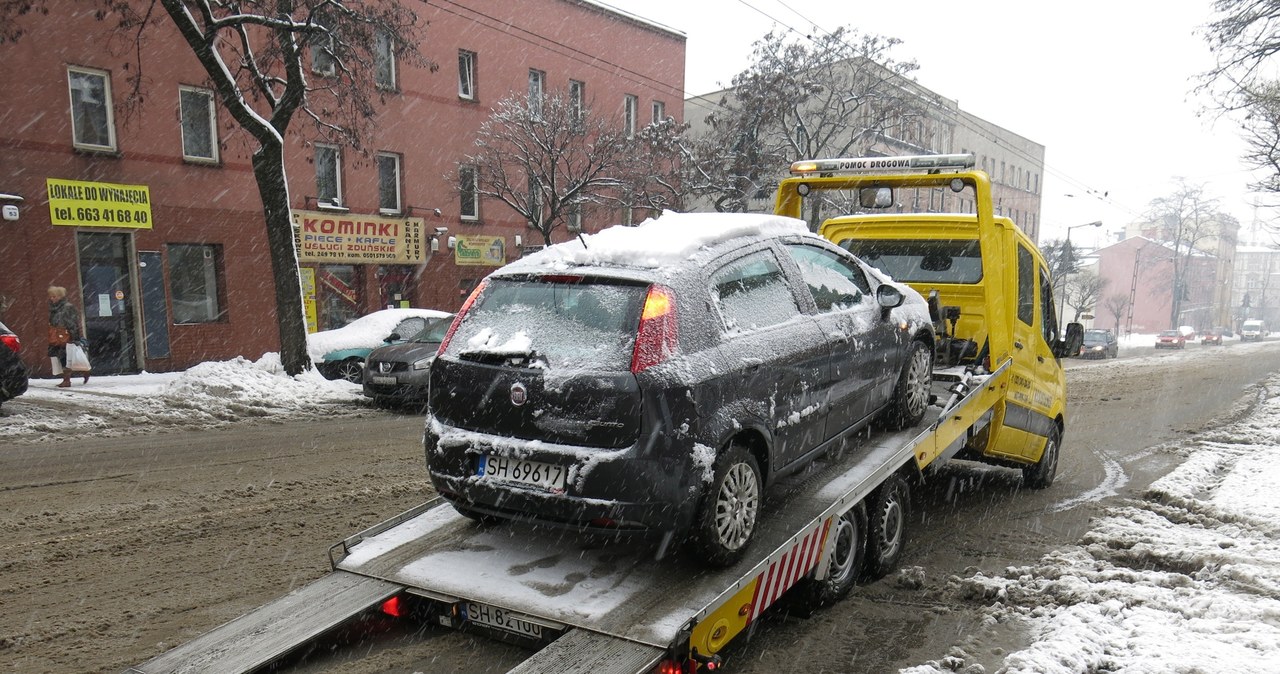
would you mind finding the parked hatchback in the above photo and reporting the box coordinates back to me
[308,308,451,382]
[1,321,30,407]
[363,313,454,407]
[424,212,935,566]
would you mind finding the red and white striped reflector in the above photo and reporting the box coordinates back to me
[745,518,831,622]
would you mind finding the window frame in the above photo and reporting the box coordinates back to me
[167,243,227,325]
[528,69,546,119]
[376,151,402,215]
[458,49,476,100]
[1017,244,1035,326]
[178,85,219,164]
[67,66,117,152]
[315,143,343,208]
[310,19,337,77]
[569,79,585,125]
[623,94,638,136]
[651,100,665,124]
[459,164,479,222]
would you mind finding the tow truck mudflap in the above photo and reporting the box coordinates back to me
[122,571,402,674]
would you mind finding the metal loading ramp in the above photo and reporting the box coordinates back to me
[122,571,402,674]
[506,629,666,674]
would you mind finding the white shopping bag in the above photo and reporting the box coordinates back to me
[66,343,92,372]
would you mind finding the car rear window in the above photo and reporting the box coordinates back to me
[838,238,983,284]
[444,278,645,370]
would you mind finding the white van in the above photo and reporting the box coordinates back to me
[1242,319,1266,341]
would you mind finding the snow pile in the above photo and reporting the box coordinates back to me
[1,354,369,442]
[306,308,449,360]
[906,375,1280,674]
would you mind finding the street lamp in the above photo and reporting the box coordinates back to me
[1057,220,1103,331]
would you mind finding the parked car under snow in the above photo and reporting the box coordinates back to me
[308,308,451,383]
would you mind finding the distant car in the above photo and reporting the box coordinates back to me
[1155,330,1186,349]
[309,308,452,383]
[1201,329,1223,345]
[425,212,935,567]
[1,320,30,406]
[1177,325,1196,341]
[1077,328,1118,359]
[362,313,454,407]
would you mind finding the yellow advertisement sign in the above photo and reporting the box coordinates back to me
[455,235,506,266]
[292,210,426,264]
[299,268,318,333]
[47,178,153,229]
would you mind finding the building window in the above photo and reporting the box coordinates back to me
[374,31,397,90]
[652,100,665,124]
[67,66,116,151]
[179,86,218,163]
[168,244,225,324]
[315,144,342,207]
[310,17,337,77]
[377,152,402,214]
[569,79,585,125]
[624,94,638,136]
[528,176,543,228]
[459,165,479,221]
[567,203,583,232]
[458,50,476,100]
[528,69,545,118]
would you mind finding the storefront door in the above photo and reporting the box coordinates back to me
[77,232,140,374]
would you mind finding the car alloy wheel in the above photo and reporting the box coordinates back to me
[336,358,364,383]
[881,340,933,430]
[691,444,761,567]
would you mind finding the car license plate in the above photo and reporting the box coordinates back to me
[476,455,567,492]
[463,601,543,639]
[371,375,397,385]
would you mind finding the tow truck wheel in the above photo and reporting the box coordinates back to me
[813,503,866,605]
[863,474,909,580]
[881,340,933,430]
[1022,426,1061,489]
[690,444,761,567]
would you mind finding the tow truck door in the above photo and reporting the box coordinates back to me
[1001,244,1060,461]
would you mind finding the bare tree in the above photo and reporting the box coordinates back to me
[685,27,925,215]
[1103,293,1131,335]
[1041,238,1086,300]
[1146,180,1233,327]
[1065,268,1109,322]
[7,0,431,375]
[457,93,684,246]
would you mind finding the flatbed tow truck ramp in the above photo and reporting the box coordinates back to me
[124,363,1004,674]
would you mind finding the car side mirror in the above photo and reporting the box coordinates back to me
[386,333,401,343]
[876,285,904,319]
[1053,322,1084,359]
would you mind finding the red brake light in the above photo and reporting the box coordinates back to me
[380,596,404,618]
[1,334,18,354]
[631,285,678,374]
[438,279,488,356]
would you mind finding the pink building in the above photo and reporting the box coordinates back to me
[1090,236,1218,335]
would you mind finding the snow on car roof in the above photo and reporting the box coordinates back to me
[517,210,811,271]
[306,308,451,360]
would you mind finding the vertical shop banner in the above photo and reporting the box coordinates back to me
[454,235,507,266]
[291,210,425,263]
[47,178,153,229]
[299,268,318,333]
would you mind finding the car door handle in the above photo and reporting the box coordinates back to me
[1014,341,1024,350]
[1037,355,1045,363]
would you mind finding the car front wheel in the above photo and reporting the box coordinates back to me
[880,340,933,430]
[1023,426,1061,489]
[690,444,761,567]
[336,357,364,383]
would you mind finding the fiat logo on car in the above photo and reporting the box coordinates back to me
[510,382,528,406]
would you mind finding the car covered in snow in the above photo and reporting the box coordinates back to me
[308,308,451,383]
[424,212,935,566]
[1,320,29,406]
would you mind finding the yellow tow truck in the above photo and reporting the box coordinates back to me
[127,155,1082,674]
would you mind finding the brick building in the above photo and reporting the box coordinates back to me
[1089,236,1218,335]
[0,0,685,375]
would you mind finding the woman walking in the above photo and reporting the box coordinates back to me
[48,286,88,388]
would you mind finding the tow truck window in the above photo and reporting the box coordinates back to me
[1017,244,1034,326]
[839,239,982,284]
[1040,266,1059,344]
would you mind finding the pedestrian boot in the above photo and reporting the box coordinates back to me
[83,371,90,384]
[57,375,71,388]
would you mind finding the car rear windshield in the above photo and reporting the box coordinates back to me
[444,277,646,371]
[837,238,983,284]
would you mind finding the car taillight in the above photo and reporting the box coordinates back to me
[437,279,488,356]
[1,334,19,354]
[631,284,677,374]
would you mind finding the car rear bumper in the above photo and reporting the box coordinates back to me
[424,417,697,536]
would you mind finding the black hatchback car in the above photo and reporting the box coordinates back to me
[424,213,935,566]
[1,320,30,406]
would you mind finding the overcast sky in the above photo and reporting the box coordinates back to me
[602,0,1270,248]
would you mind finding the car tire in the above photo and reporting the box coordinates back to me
[863,473,910,580]
[1022,426,1061,490]
[690,444,762,567]
[880,340,933,430]
[336,357,364,383]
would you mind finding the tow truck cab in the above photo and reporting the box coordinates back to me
[774,154,1083,482]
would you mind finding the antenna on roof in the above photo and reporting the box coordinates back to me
[578,233,588,249]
